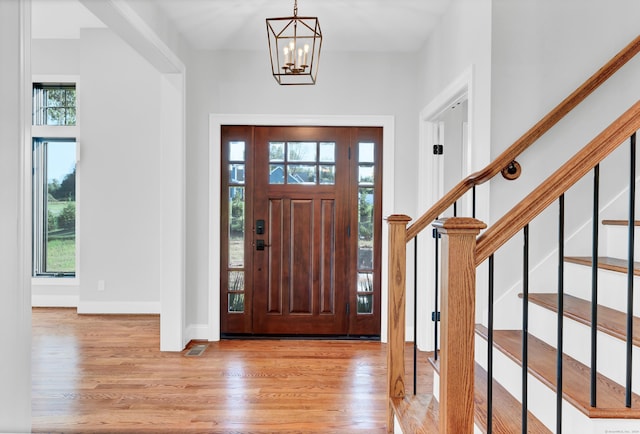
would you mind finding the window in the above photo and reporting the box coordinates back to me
[268,141,336,185]
[32,139,77,276]
[227,141,246,312]
[33,83,76,126]
[32,81,78,278]
[356,142,375,314]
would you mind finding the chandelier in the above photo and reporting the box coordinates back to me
[266,0,322,85]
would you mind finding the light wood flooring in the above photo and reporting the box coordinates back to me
[32,308,433,433]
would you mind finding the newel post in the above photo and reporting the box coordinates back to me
[386,214,411,432]
[433,217,486,434]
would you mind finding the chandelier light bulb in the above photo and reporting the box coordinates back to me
[303,44,309,66]
[283,46,290,65]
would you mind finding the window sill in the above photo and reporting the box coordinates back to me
[32,276,79,286]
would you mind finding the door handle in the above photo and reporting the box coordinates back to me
[256,239,270,250]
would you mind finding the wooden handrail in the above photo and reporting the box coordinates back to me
[406,34,640,242]
[476,100,640,266]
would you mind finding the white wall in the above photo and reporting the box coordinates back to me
[31,39,79,74]
[73,1,186,350]
[489,0,640,326]
[185,48,421,331]
[490,0,640,215]
[77,28,163,313]
[0,1,31,431]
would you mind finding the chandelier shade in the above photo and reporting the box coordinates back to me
[266,1,322,85]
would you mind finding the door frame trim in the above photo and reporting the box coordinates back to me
[209,114,395,342]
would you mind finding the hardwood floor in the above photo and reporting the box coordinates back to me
[32,308,433,433]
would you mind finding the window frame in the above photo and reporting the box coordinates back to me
[32,82,77,126]
[32,76,80,282]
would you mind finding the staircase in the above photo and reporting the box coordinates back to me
[385,35,640,434]
[394,221,640,432]
[472,218,640,433]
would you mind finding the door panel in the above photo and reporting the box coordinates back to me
[289,199,314,314]
[266,198,283,314]
[253,126,349,335]
[319,199,335,315]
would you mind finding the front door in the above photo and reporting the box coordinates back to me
[220,125,382,337]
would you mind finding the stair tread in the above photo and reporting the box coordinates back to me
[602,220,640,226]
[476,325,640,418]
[430,359,550,433]
[526,292,640,347]
[565,256,640,276]
[391,394,439,434]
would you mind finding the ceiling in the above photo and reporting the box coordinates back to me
[32,0,106,39]
[32,0,451,53]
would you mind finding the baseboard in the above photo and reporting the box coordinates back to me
[77,301,161,314]
[32,294,79,307]
[185,323,211,343]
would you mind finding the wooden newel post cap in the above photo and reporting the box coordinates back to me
[385,214,412,224]
[433,217,486,235]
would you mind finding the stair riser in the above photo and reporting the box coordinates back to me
[564,262,640,313]
[603,225,640,260]
[527,303,640,395]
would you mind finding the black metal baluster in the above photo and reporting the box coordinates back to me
[473,185,477,219]
[413,236,418,396]
[591,164,600,408]
[453,201,458,217]
[434,227,440,361]
[557,194,565,434]
[488,254,494,434]
[522,224,529,434]
[626,132,636,408]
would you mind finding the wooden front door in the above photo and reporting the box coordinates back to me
[220,125,382,337]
